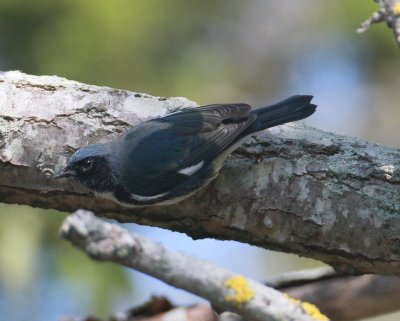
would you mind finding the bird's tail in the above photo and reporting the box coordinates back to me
[241,95,316,137]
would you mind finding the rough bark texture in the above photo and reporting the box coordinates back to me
[1,71,400,274]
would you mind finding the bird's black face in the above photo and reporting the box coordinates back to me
[55,146,117,193]
[75,157,95,175]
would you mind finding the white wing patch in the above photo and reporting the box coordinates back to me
[129,192,168,202]
[178,161,204,176]
[95,191,167,207]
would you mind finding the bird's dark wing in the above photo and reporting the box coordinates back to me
[119,104,255,197]
[158,103,253,134]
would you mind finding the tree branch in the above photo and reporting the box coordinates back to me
[60,210,328,321]
[1,71,400,274]
[358,0,400,47]
[62,269,400,321]
[282,273,400,321]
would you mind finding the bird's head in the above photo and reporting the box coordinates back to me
[55,144,118,193]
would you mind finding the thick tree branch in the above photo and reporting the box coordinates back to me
[358,0,400,47]
[1,71,400,274]
[61,210,327,321]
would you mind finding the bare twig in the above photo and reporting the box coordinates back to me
[358,0,400,47]
[60,210,329,321]
[266,267,337,289]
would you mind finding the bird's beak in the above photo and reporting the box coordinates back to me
[54,169,76,179]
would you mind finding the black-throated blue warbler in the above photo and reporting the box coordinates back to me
[55,95,316,207]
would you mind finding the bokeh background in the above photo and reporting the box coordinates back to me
[0,1,399,320]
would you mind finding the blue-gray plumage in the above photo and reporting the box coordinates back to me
[55,95,316,206]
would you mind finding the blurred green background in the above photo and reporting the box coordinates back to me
[0,1,399,320]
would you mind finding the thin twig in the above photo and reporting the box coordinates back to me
[266,267,337,289]
[358,0,400,47]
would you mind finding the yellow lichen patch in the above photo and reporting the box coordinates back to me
[224,275,255,305]
[394,2,400,15]
[285,294,329,321]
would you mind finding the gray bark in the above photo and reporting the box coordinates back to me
[283,273,400,321]
[71,267,400,321]
[1,71,400,275]
[358,0,400,47]
[61,210,324,321]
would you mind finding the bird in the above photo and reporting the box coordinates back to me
[55,95,316,207]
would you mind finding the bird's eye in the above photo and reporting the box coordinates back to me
[80,158,94,172]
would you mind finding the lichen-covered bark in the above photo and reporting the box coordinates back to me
[0,71,399,275]
[61,210,321,321]
[358,0,400,47]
